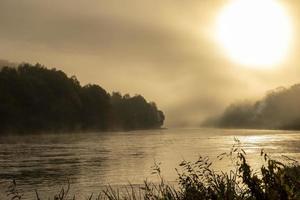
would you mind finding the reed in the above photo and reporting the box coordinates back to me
[6,140,300,200]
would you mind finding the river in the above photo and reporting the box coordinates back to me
[1,128,300,199]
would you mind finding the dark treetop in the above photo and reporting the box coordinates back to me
[0,63,165,133]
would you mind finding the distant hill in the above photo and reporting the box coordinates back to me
[0,63,165,133]
[203,84,300,130]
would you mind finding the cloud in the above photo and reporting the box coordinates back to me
[0,0,300,127]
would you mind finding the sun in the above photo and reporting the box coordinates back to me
[216,0,293,68]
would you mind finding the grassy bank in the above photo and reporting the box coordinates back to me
[6,141,300,200]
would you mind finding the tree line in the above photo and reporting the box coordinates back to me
[203,84,300,130]
[0,63,165,133]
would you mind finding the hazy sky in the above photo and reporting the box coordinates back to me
[1,0,300,127]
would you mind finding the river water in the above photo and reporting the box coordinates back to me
[0,128,300,199]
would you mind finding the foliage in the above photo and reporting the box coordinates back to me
[173,140,300,200]
[5,142,300,200]
[111,92,164,130]
[0,63,165,133]
[204,84,300,130]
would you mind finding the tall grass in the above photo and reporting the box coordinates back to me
[6,140,300,200]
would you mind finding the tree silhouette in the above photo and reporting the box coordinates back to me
[0,63,165,133]
[205,84,300,130]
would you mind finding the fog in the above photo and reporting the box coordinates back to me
[1,0,300,127]
[204,84,300,130]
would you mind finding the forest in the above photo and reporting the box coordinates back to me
[0,63,165,133]
[204,84,300,130]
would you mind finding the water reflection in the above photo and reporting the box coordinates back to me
[0,128,300,199]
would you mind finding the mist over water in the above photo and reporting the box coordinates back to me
[1,0,300,198]
[1,128,300,199]
[204,84,300,130]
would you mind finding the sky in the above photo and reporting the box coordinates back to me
[1,0,300,127]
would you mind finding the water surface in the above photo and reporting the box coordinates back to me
[1,128,300,199]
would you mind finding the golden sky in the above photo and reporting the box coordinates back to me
[1,0,300,127]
